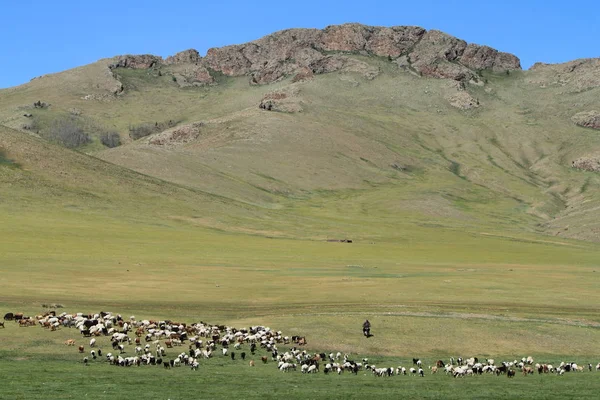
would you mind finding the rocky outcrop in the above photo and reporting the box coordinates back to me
[148,122,204,146]
[165,49,201,65]
[443,80,480,110]
[259,86,304,113]
[171,65,215,86]
[529,58,600,92]
[572,157,600,172]
[111,24,521,85]
[364,26,426,57]
[572,111,600,130]
[459,44,521,72]
[110,55,162,69]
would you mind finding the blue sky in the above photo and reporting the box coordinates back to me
[0,0,598,88]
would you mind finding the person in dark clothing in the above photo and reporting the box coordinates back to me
[363,319,371,337]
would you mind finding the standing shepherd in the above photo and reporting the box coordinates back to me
[363,319,371,337]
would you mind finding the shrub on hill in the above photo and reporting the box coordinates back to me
[99,131,122,148]
[128,120,177,141]
[46,117,91,148]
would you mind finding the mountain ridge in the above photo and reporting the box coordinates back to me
[109,23,521,86]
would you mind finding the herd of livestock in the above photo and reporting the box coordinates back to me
[3,310,600,379]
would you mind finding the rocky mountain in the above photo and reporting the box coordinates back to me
[2,23,600,244]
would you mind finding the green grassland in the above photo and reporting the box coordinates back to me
[1,53,600,398]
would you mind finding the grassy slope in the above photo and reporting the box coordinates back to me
[2,55,600,398]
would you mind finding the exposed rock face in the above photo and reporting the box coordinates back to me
[529,58,600,92]
[460,44,521,71]
[259,86,304,113]
[110,55,162,69]
[171,65,215,86]
[572,157,600,172]
[112,24,521,85]
[572,111,600,130]
[409,30,475,81]
[165,49,201,65]
[320,23,370,52]
[365,26,426,57]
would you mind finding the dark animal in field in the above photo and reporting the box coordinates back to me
[241,352,246,360]
[0,322,4,328]
[436,360,444,368]
[507,370,515,378]
[163,362,170,369]
[97,349,102,357]
[78,345,84,353]
[3,312,14,321]
[261,356,268,364]
[231,352,235,360]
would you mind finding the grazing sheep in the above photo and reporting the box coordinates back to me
[261,356,268,364]
[65,339,75,346]
[78,345,84,353]
[507,370,515,378]
[230,352,235,361]
[90,350,96,360]
[249,360,255,367]
[241,352,246,360]
[418,368,424,377]
[89,338,96,347]
[83,357,88,366]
